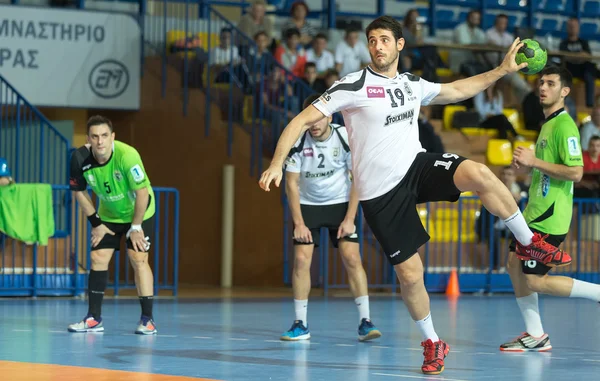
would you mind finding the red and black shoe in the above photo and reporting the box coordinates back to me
[515,232,572,267]
[421,339,450,375]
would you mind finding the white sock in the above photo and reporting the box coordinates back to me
[294,299,308,325]
[355,295,370,322]
[415,312,439,342]
[516,293,545,337]
[504,210,533,246]
[569,279,600,302]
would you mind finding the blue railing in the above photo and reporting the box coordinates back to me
[0,75,70,185]
[144,1,316,177]
[0,185,180,297]
[283,196,600,294]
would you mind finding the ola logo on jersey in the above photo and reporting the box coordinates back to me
[333,147,340,158]
[114,170,123,182]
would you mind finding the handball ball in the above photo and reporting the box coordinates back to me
[515,39,547,75]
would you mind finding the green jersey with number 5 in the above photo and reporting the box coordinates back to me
[69,140,155,223]
[523,110,583,235]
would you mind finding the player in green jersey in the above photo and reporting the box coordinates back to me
[500,66,600,352]
[68,115,157,335]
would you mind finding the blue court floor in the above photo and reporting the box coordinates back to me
[1,294,599,380]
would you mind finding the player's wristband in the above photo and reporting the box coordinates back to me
[87,213,102,228]
[130,224,142,232]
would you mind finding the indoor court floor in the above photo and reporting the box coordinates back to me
[0,294,599,381]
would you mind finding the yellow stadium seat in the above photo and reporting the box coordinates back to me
[443,105,466,130]
[439,50,450,66]
[513,140,536,151]
[577,112,591,125]
[461,127,498,137]
[503,108,523,131]
[487,139,513,166]
[436,68,454,77]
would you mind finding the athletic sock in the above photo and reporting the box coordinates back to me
[569,279,600,302]
[139,296,154,319]
[294,299,308,325]
[504,210,534,246]
[415,312,439,342]
[354,295,370,323]
[87,270,108,320]
[516,293,545,337]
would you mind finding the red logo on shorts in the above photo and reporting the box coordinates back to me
[303,148,314,157]
[366,86,385,98]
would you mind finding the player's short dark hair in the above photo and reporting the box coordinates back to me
[540,65,573,88]
[303,94,321,110]
[590,135,600,143]
[87,115,113,133]
[366,16,403,42]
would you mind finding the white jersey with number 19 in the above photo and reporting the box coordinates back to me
[312,67,441,201]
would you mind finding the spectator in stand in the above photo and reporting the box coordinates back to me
[580,106,600,150]
[574,135,600,200]
[399,9,443,82]
[303,62,327,93]
[283,1,317,46]
[335,26,371,77]
[237,0,273,45]
[322,69,340,90]
[450,10,488,77]
[473,82,520,139]
[486,14,531,102]
[274,28,307,78]
[209,28,242,84]
[522,78,545,131]
[305,33,335,75]
[559,18,600,109]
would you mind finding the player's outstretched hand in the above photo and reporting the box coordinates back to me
[337,218,356,239]
[259,165,282,192]
[513,146,536,168]
[499,38,528,74]
[91,224,115,248]
[294,224,313,244]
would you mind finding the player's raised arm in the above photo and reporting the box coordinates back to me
[430,38,528,105]
[259,105,326,191]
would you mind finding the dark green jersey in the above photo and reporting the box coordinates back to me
[524,110,583,235]
[70,141,155,223]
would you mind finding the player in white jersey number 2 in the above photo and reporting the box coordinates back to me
[281,94,381,343]
[259,16,573,375]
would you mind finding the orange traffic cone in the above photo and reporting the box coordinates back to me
[445,268,461,297]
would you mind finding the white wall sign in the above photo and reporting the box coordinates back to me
[0,5,140,110]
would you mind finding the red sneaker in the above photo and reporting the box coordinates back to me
[515,232,572,267]
[421,339,450,375]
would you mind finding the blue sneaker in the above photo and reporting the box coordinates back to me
[358,318,381,342]
[280,320,310,341]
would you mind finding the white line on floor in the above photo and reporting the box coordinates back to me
[372,373,470,381]
[372,346,391,349]
[264,340,281,343]
[335,344,355,347]
[582,359,600,362]
[160,335,178,337]
[48,330,67,333]
[472,352,496,355]
[403,348,422,351]
[228,338,249,341]
[193,336,213,339]
[12,329,32,332]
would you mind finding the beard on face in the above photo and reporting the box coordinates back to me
[371,51,399,72]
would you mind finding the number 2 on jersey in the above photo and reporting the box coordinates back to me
[386,88,405,108]
[317,153,325,168]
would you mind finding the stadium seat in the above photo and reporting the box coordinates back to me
[487,139,513,166]
[503,108,523,131]
[577,112,591,124]
[580,22,598,37]
[513,140,536,151]
[583,1,600,17]
[461,127,498,137]
[443,105,466,130]
[540,19,559,32]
